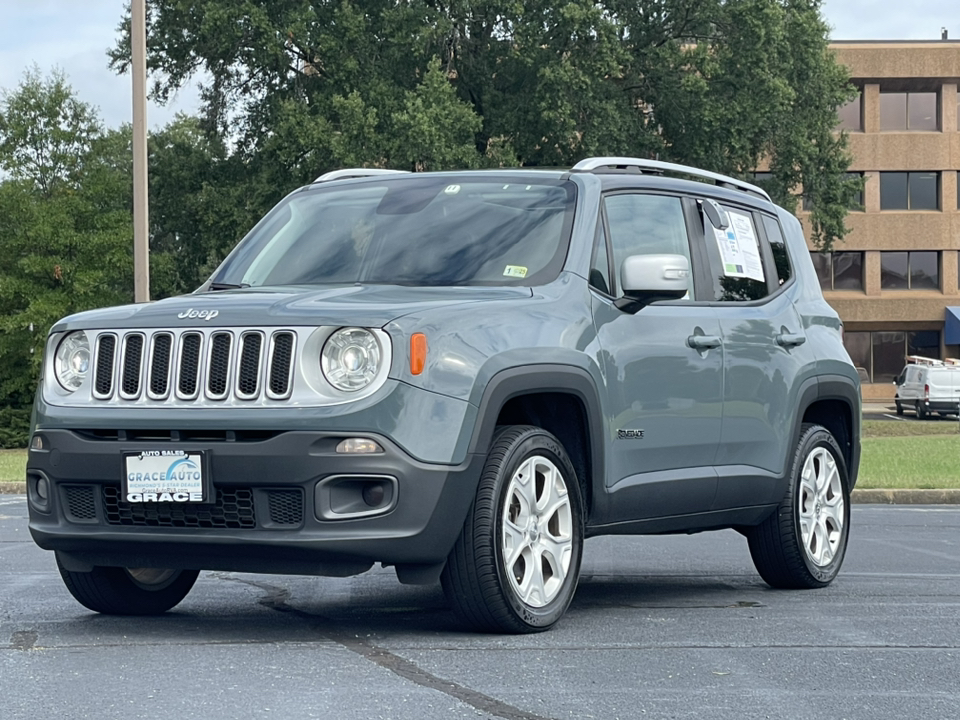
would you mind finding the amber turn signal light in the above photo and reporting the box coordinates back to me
[410,333,427,375]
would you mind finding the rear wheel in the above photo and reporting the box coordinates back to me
[441,426,583,633]
[747,424,850,589]
[915,401,927,420]
[56,554,199,615]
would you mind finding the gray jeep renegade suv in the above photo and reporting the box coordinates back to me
[27,157,861,633]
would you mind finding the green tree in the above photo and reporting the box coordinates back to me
[111,0,858,249]
[0,71,135,445]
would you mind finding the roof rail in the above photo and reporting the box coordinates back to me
[313,168,410,183]
[571,157,771,202]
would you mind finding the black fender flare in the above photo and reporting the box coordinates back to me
[467,364,606,494]
[785,374,861,492]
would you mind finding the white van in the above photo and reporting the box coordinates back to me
[894,357,960,418]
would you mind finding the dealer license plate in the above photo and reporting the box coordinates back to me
[123,450,206,503]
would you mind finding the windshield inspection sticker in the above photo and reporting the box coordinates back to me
[444,184,461,195]
[503,265,528,278]
[714,210,765,283]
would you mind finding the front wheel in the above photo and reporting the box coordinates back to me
[441,426,584,633]
[56,554,200,615]
[747,424,850,589]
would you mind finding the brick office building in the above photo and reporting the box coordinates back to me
[808,40,960,400]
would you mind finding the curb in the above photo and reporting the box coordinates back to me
[851,488,960,505]
[2,483,959,504]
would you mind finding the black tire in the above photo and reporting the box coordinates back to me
[895,400,903,416]
[915,401,927,420]
[56,554,200,615]
[441,426,584,633]
[747,424,850,589]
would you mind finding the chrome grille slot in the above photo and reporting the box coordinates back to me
[119,333,145,399]
[236,332,263,399]
[148,333,174,399]
[177,333,203,399]
[267,332,295,399]
[93,334,117,398]
[206,332,233,399]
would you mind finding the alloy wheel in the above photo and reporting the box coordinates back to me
[501,455,574,608]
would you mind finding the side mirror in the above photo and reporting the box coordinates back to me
[616,254,690,313]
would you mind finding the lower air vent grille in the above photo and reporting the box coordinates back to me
[266,489,304,526]
[64,485,97,522]
[103,486,256,529]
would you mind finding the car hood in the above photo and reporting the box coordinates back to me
[50,284,534,332]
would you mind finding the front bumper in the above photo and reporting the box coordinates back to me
[27,429,484,578]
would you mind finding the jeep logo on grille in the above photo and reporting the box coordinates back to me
[177,308,219,321]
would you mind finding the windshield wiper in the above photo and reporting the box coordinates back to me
[207,281,250,291]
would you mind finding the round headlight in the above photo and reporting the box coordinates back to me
[54,331,91,392]
[321,328,382,392]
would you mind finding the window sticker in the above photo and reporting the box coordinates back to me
[714,210,765,283]
[444,184,461,195]
[503,265,528,278]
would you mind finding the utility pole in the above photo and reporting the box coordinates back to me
[132,0,150,302]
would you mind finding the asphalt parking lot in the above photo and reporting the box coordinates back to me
[2,496,958,720]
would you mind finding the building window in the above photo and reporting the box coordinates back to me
[846,331,941,383]
[880,172,939,210]
[837,93,862,131]
[802,173,864,212]
[879,91,938,131]
[880,251,939,290]
[810,252,863,291]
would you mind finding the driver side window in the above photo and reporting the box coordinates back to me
[603,194,694,297]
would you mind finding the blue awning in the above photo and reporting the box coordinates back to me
[946,307,960,345]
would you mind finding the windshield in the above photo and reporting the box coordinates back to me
[212,175,577,288]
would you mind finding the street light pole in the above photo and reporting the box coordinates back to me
[132,0,150,302]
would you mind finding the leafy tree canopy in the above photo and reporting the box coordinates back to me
[111,0,859,249]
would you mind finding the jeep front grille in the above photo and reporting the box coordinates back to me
[90,328,297,404]
[93,334,117,397]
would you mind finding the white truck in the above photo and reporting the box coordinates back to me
[894,356,960,419]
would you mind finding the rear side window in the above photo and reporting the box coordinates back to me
[702,206,769,302]
[761,214,793,286]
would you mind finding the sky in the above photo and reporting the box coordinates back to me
[0,0,958,131]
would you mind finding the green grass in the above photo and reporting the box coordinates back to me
[0,449,26,483]
[857,435,959,489]
[0,420,957,488]
[863,419,960,438]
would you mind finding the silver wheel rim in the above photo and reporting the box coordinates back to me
[501,455,574,608]
[126,568,178,587]
[798,447,845,567]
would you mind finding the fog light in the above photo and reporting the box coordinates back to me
[36,476,49,501]
[362,484,386,507]
[30,435,45,451]
[336,438,383,454]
